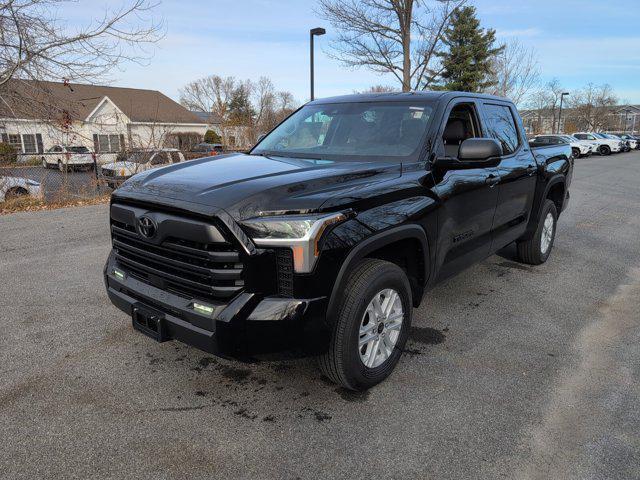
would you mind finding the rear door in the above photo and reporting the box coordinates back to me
[480,102,537,250]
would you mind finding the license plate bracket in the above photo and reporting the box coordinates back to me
[132,303,167,342]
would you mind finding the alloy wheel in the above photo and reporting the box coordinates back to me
[540,212,554,254]
[358,288,404,368]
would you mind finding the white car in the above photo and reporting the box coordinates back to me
[531,134,594,158]
[573,132,622,156]
[100,149,185,188]
[0,176,42,202]
[41,145,94,172]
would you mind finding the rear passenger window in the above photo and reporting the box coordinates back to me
[483,104,520,155]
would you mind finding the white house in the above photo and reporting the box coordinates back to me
[0,80,208,162]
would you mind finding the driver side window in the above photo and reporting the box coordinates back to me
[442,103,482,158]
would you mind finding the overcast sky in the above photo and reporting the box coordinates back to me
[61,0,640,104]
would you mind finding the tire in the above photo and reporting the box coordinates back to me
[318,258,412,391]
[599,145,611,156]
[571,148,580,159]
[517,199,558,265]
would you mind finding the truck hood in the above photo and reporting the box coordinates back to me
[113,152,402,220]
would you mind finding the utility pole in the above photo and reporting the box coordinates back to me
[310,27,326,101]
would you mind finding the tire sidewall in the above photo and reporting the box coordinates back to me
[339,262,412,389]
[600,145,610,155]
[536,201,558,263]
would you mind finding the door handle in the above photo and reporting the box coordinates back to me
[526,164,536,175]
[485,174,500,187]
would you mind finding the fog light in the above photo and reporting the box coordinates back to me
[192,302,214,315]
[113,269,125,280]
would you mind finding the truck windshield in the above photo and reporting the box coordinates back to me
[252,101,434,161]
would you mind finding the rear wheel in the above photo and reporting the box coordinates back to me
[517,199,557,265]
[318,258,412,391]
[599,145,611,156]
[571,148,580,159]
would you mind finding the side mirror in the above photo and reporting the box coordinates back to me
[434,138,502,170]
[458,138,503,161]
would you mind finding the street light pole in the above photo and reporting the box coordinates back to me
[310,27,326,101]
[557,92,569,134]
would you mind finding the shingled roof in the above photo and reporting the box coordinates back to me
[0,80,206,124]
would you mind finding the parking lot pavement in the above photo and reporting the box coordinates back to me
[1,152,639,480]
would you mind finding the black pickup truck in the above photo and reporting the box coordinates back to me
[104,92,572,390]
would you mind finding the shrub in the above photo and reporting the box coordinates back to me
[0,142,17,164]
[204,129,222,144]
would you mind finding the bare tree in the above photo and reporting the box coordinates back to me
[179,75,237,122]
[317,0,464,92]
[569,83,618,131]
[486,39,539,105]
[0,0,163,88]
[525,79,566,133]
[179,74,297,147]
[355,84,398,93]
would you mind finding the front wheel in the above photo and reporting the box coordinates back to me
[571,148,580,159]
[318,258,412,391]
[517,199,558,265]
[599,145,611,156]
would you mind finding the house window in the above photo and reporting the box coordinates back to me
[8,134,21,151]
[95,134,123,153]
[22,134,37,153]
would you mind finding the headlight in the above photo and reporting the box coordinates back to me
[241,212,347,273]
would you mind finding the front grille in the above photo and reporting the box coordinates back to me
[275,248,294,297]
[110,211,245,303]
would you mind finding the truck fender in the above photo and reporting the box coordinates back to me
[523,175,566,240]
[326,224,430,321]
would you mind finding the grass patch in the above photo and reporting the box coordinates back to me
[0,193,110,215]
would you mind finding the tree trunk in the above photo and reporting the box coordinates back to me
[400,0,413,92]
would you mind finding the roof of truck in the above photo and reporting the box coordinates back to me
[308,91,511,105]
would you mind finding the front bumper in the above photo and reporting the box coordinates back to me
[104,251,327,357]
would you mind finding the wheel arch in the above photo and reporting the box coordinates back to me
[326,225,430,320]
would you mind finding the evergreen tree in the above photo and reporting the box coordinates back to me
[436,6,504,92]
[204,129,222,144]
[227,85,255,126]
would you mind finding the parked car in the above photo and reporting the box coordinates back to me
[100,148,185,189]
[606,133,636,151]
[530,134,593,158]
[613,134,640,150]
[191,143,225,155]
[0,176,42,202]
[573,132,622,155]
[104,92,573,390]
[41,145,94,172]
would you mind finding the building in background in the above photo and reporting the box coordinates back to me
[0,80,207,162]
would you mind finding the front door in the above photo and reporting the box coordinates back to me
[432,99,500,281]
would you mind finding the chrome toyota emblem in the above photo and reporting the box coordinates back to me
[137,215,157,238]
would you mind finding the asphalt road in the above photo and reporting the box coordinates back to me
[1,152,639,480]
